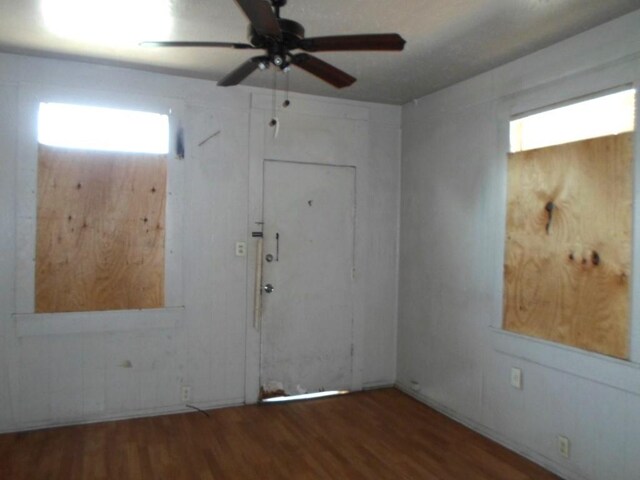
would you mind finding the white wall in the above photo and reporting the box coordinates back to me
[398,10,640,480]
[0,52,400,432]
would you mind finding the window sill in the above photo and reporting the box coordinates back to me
[489,326,640,396]
[13,307,184,337]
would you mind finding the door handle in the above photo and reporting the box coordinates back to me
[263,283,275,294]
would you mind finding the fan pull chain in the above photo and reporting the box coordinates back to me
[269,68,280,138]
[272,68,277,117]
[269,69,278,128]
[283,69,290,108]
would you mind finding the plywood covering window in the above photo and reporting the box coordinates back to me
[35,103,169,313]
[504,89,635,359]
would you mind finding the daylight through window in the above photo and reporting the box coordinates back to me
[38,102,169,153]
[510,89,635,153]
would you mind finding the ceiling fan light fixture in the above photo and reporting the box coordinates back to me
[142,0,405,89]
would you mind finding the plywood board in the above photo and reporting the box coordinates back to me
[36,145,166,313]
[503,133,633,359]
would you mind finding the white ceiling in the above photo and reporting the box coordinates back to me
[1,0,639,105]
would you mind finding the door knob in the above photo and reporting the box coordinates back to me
[263,283,274,294]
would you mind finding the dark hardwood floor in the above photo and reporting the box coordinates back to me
[0,388,560,479]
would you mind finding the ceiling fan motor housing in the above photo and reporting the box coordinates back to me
[248,18,305,68]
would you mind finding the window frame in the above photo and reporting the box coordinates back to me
[490,64,640,395]
[13,85,185,335]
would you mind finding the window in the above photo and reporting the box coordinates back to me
[503,88,636,359]
[35,103,169,313]
[38,102,169,153]
[509,88,635,153]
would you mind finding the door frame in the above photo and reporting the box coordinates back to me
[244,96,368,404]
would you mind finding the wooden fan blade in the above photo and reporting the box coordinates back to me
[233,0,282,39]
[291,54,356,89]
[140,41,255,49]
[218,56,267,86]
[299,34,406,52]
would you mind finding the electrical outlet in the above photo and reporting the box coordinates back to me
[510,367,522,389]
[181,386,192,403]
[558,435,570,458]
[235,241,247,257]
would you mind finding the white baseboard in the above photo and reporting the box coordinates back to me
[362,381,395,390]
[0,397,245,435]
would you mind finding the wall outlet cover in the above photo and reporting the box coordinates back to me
[235,241,247,257]
[510,367,523,389]
[181,386,192,402]
[558,435,570,458]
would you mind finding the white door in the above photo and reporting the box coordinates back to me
[260,160,355,397]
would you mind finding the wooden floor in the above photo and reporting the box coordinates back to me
[0,388,560,479]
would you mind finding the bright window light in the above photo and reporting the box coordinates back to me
[38,103,169,154]
[41,0,172,45]
[510,89,636,153]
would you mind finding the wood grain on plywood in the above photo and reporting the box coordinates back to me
[504,133,633,359]
[35,145,166,313]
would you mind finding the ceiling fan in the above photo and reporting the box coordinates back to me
[141,0,406,89]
